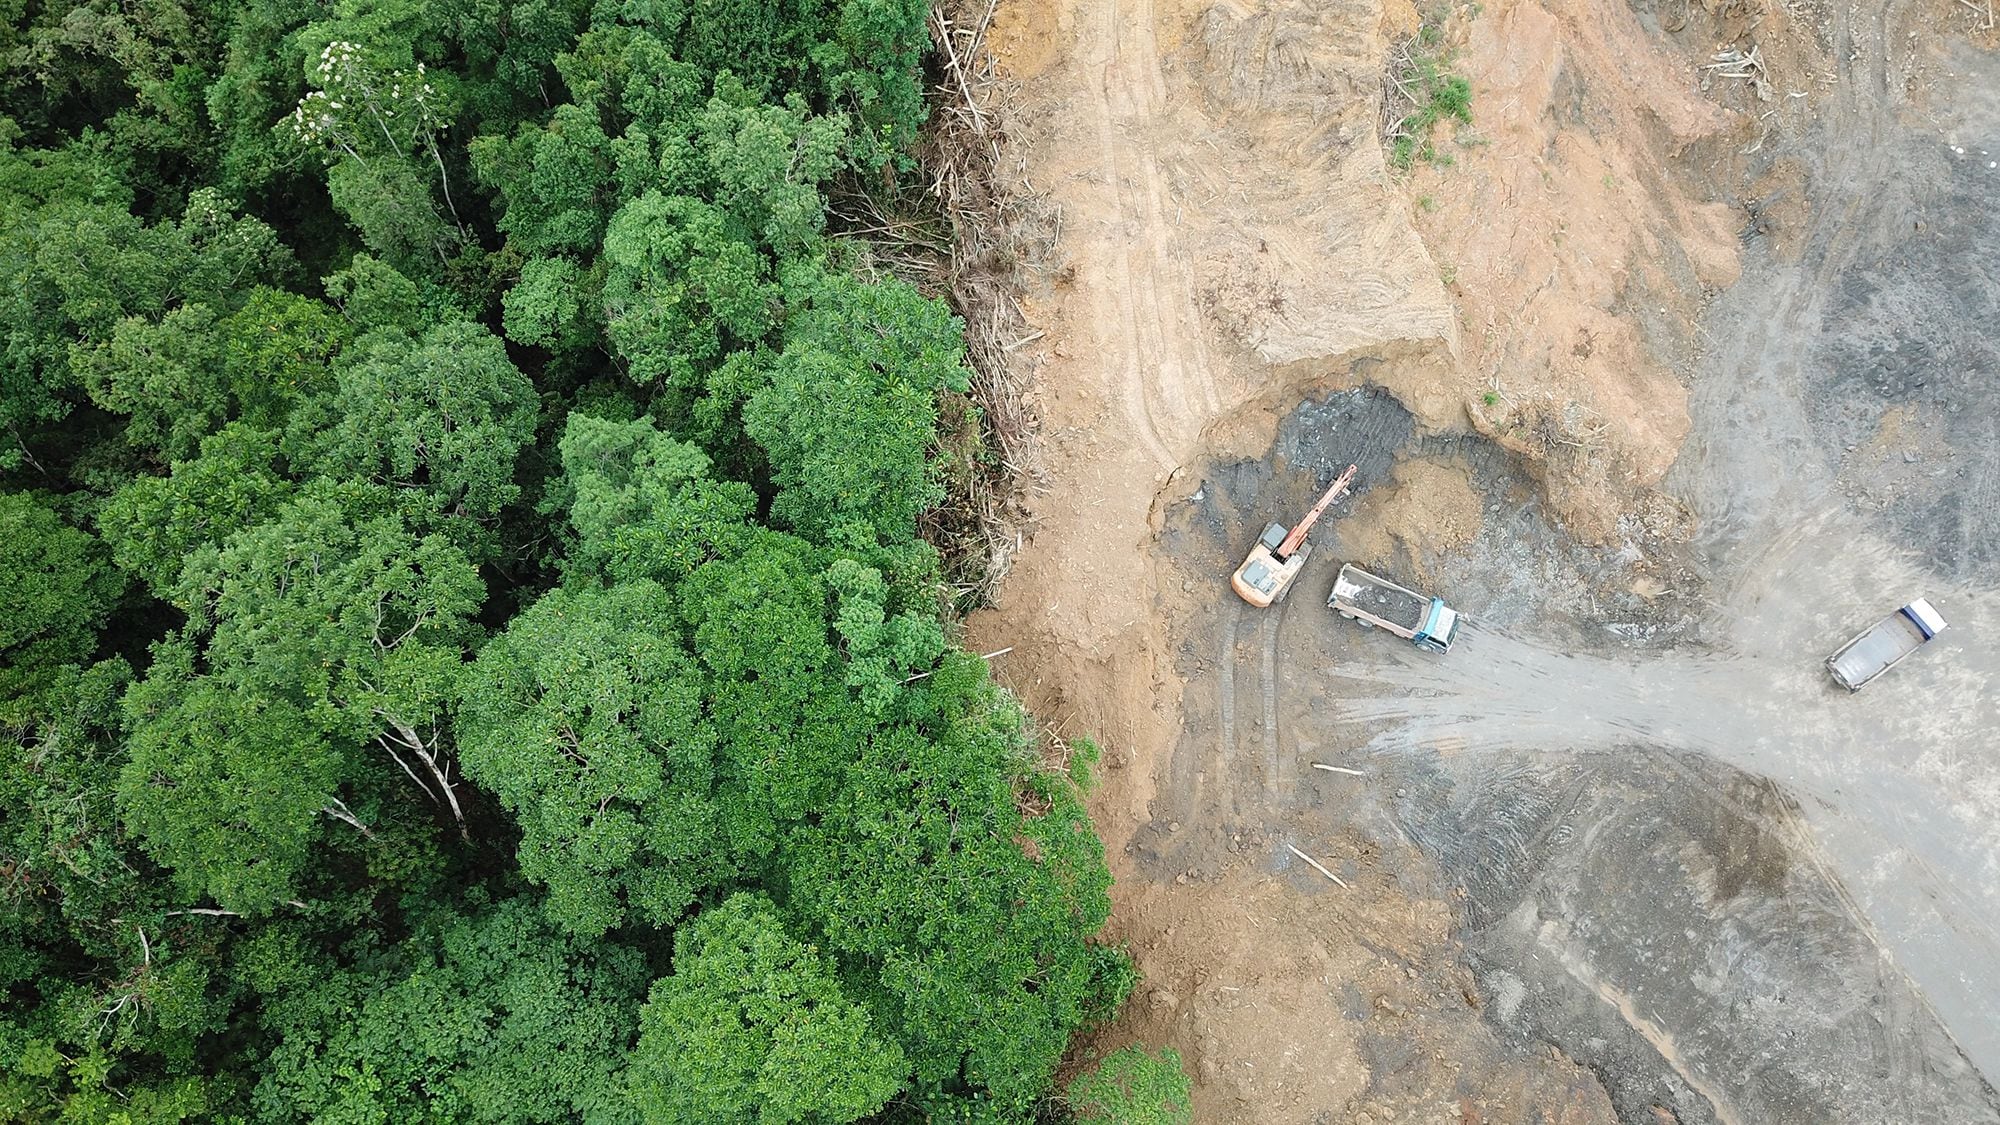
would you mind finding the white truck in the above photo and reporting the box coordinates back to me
[1825,598,1947,691]
[1328,564,1461,654]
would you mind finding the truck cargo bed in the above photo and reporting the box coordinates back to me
[1342,583,1428,631]
[1330,566,1430,633]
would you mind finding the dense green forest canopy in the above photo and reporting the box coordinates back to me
[0,1,1150,1120]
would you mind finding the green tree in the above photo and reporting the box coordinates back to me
[675,0,819,99]
[457,581,725,936]
[744,264,970,546]
[289,320,538,525]
[98,424,293,598]
[676,533,867,850]
[174,481,483,695]
[252,896,647,1124]
[0,493,123,720]
[469,102,625,258]
[824,556,945,716]
[631,893,905,1125]
[600,191,773,386]
[118,647,343,913]
[0,189,289,466]
[70,287,347,463]
[1,660,139,941]
[68,304,230,461]
[219,287,351,428]
[815,0,931,168]
[544,25,705,151]
[205,0,325,198]
[324,154,459,273]
[321,252,442,333]
[500,253,601,352]
[2,657,245,1119]
[287,38,466,271]
[780,655,1119,1116]
[119,481,484,909]
[1,0,220,174]
[695,84,847,257]
[1068,1047,1194,1125]
[553,412,757,585]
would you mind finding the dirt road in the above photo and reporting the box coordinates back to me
[970,0,2000,1119]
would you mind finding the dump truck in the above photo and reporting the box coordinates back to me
[1826,598,1947,691]
[1328,563,1461,654]
[1230,465,1357,607]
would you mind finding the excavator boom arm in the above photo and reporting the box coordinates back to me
[1276,464,1357,558]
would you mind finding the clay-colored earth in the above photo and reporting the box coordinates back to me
[964,0,2000,1119]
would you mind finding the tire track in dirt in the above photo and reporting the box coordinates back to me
[1260,596,1288,791]
[1081,0,1226,469]
[1689,1,1902,538]
[1208,599,1242,822]
[1081,0,1174,468]
[1213,598,1256,828]
[1123,0,1224,418]
[1330,549,2000,1095]
[1194,590,1292,832]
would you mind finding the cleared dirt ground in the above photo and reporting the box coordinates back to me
[965,0,2000,1120]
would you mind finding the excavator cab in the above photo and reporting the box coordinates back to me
[1229,465,1357,608]
[1230,538,1312,607]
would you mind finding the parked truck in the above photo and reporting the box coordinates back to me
[1825,598,1947,691]
[1328,563,1461,654]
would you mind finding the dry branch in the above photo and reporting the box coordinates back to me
[1286,843,1350,888]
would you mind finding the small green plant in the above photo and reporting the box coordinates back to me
[1482,390,1501,407]
[1439,262,1458,286]
[1069,1047,1195,1125]
[1417,194,1438,212]
[1387,26,1474,171]
[1066,735,1103,792]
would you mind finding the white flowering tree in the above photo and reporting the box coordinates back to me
[288,41,466,265]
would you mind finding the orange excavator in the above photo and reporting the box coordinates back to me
[1229,464,1357,607]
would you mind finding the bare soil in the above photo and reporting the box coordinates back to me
[966,0,2000,1120]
